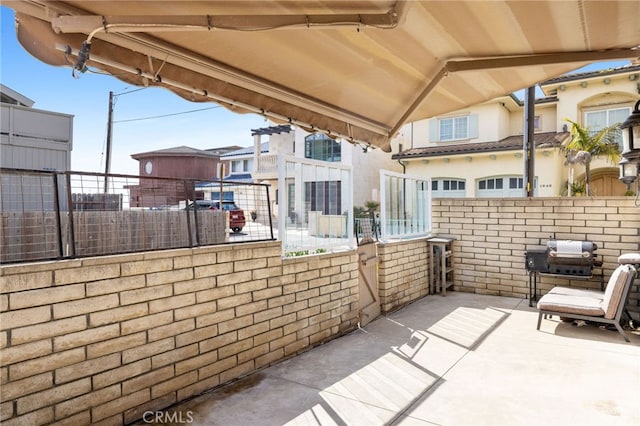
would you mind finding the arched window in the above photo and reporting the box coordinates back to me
[476,175,537,197]
[304,133,341,162]
[431,178,466,198]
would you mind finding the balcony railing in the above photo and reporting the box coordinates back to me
[255,154,279,177]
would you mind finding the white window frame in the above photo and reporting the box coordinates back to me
[584,106,631,149]
[304,133,342,162]
[439,116,469,141]
[476,175,537,197]
[431,178,466,198]
[534,115,542,131]
[379,170,431,241]
[277,154,353,257]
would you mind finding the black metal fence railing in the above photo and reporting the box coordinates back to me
[354,215,380,246]
[0,168,274,264]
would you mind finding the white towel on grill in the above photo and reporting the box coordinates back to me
[553,240,589,258]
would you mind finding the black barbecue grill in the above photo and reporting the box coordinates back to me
[525,239,603,306]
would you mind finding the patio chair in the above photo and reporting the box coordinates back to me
[536,263,637,342]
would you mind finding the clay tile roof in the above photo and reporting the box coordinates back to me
[540,64,640,86]
[392,132,568,160]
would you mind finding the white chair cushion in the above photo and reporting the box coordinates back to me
[601,264,634,319]
[537,294,604,317]
[618,253,640,265]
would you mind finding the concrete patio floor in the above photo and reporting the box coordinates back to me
[155,292,640,426]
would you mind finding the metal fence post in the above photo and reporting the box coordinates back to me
[183,180,196,247]
[1,168,276,263]
[265,184,274,240]
[65,172,76,258]
[52,173,64,258]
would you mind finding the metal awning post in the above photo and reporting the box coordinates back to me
[523,86,535,197]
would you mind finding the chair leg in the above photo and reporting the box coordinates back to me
[537,312,543,330]
[614,322,631,343]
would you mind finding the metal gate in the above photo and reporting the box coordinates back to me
[357,242,380,326]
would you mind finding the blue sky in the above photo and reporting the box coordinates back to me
[0,6,632,175]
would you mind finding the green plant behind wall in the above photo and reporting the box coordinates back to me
[563,119,621,196]
[570,181,586,196]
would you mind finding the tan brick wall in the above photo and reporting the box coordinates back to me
[0,241,359,425]
[377,238,430,313]
[2,197,637,424]
[432,197,640,298]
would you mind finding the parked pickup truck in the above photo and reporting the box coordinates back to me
[187,200,246,233]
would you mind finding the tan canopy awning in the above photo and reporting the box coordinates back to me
[6,0,640,151]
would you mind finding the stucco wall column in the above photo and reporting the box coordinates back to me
[253,134,261,175]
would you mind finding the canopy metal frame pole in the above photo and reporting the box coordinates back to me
[523,86,535,197]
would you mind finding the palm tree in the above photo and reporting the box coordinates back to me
[364,200,380,214]
[563,119,621,196]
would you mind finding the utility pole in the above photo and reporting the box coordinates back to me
[523,86,535,197]
[104,91,114,193]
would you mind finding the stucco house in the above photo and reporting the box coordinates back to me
[221,124,402,215]
[393,64,640,197]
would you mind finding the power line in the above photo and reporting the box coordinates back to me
[115,87,147,97]
[113,105,221,123]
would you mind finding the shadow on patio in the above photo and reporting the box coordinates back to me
[150,292,640,426]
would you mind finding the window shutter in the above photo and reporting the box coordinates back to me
[429,118,439,142]
[468,114,479,139]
